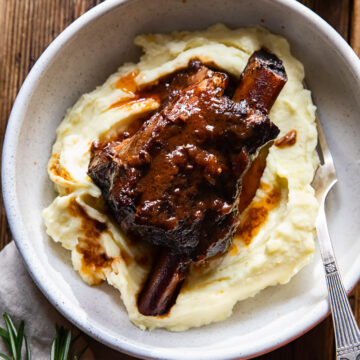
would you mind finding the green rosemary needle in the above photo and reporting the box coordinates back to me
[0,313,30,360]
[50,325,88,360]
[0,313,87,360]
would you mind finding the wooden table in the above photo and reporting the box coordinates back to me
[0,0,359,358]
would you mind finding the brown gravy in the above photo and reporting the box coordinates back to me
[49,153,75,182]
[275,129,297,148]
[115,70,139,94]
[108,97,159,111]
[98,65,280,252]
[236,184,281,246]
[109,70,166,111]
[67,199,112,281]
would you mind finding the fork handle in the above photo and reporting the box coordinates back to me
[317,206,360,360]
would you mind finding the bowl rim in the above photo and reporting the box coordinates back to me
[2,0,360,359]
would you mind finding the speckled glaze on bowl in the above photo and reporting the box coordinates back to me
[2,0,360,359]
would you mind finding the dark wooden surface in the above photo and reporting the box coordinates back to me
[0,0,359,358]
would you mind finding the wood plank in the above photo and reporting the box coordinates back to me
[0,0,103,249]
[299,0,351,40]
[351,0,360,56]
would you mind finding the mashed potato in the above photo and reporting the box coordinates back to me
[43,24,319,331]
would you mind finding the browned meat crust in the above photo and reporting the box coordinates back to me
[88,49,287,316]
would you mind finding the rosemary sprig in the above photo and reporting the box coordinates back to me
[0,313,30,360]
[50,326,71,360]
[50,325,88,360]
[0,314,88,360]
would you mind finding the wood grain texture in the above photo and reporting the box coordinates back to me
[0,0,358,359]
[351,0,360,56]
[300,0,351,40]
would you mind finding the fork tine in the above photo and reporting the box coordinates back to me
[315,113,334,167]
[315,112,337,177]
[303,81,336,175]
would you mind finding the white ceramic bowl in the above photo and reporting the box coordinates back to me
[3,0,360,359]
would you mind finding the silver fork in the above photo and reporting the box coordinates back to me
[312,111,360,360]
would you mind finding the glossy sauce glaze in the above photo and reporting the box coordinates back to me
[115,71,139,94]
[88,53,286,316]
[109,64,213,111]
[104,64,217,141]
[89,60,280,259]
[103,64,280,252]
[109,70,160,111]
